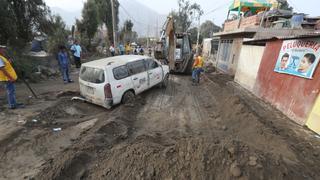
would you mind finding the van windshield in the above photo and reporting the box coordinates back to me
[80,66,105,84]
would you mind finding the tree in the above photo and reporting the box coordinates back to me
[277,0,293,11]
[94,0,120,43]
[0,0,51,47]
[120,20,138,43]
[200,20,221,38]
[46,15,69,54]
[170,0,203,32]
[189,27,202,44]
[82,0,99,47]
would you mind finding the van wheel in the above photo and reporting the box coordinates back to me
[122,91,135,105]
[160,74,169,88]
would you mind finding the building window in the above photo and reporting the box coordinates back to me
[218,39,233,62]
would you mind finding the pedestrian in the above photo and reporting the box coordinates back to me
[192,54,204,85]
[70,40,82,68]
[58,46,73,84]
[133,47,138,55]
[139,46,144,55]
[148,46,152,57]
[119,43,125,55]
[109,44,115,56]
[0,46,24,109]
[125,42,131,55]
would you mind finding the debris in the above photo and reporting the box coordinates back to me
[71,96,86,102]
[53,128,62,132]
[228,147,235,155]
[230,162,242,177]
[249,156,258,166]
[32,119,38,123]
[17,120,26,124]
[315,135,320,139]
[221,125,227,131]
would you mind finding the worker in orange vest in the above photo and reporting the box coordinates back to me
[0,46,24,109]
[192,54,204,85]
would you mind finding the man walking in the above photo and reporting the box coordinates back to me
[58,46,73,84]
[109,44,115,56]
[70,40,82,68]
[0,47,23,109]
[192,55,204,85]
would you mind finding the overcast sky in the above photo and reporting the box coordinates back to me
[45,0,319,26]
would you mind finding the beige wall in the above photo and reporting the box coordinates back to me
[235,45,265,91]
[216,38,243,75]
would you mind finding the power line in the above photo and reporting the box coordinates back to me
[287,0,301,12]
[204,1,231,16]
[119,3,161,30]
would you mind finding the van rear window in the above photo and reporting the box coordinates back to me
[80,66,105,84]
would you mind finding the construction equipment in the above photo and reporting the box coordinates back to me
[155,16,194,73]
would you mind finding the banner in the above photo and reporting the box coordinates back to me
[274,39,320,79]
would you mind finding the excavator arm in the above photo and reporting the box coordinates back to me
[155,16,194,73]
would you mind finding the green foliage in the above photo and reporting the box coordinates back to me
[200,20,221,38]
[46,15,69,54]
[119,20,137,43]
[0,0,51,48]
[278,0,293,11]
[82,0,100,47]
[170,0,203,32]
[94,0,120,42]
[189,27,203,45]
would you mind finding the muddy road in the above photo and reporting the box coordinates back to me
[1,73,320,180]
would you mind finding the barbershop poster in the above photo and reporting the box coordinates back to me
[274,39,320,79]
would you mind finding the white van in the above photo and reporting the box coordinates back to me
[79,55,169,108]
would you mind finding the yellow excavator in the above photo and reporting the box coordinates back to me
[154,16,194,73]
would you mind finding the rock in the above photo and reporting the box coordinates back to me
[228,147,235,155]
[222,125,227,131]
[230,163,242,177]
[146,166,155,177]
[249,156,257,161]
[248,160,257,166]
[204,104,212,108]
[248,156,258,166]
[256,164,263,169]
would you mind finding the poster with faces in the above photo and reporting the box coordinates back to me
[274,39,320,79]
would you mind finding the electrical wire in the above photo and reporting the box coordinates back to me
[287,0,301,12]
[203,1,231,16]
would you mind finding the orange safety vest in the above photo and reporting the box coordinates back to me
[0,55,17,81]
[193,56,204,68]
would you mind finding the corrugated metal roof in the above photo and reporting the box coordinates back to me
[244,30,320,42]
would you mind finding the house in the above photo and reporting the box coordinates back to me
[213,0,319,76]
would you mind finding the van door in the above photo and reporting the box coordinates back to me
[127,60,149,94]
[79,66,106,106]
[145,58,163,87]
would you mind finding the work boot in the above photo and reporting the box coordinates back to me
[9,103,25,110]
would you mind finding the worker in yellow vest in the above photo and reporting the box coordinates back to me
[0,47,24,109]
[192,55,204,85]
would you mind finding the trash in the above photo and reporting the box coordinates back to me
[315,135,320,139]
[17,120,26,124]
[71,96,86,101]
[53,128,62,132]
[28,96,33,99]
[32,119,38,123]
[230,162,242,177]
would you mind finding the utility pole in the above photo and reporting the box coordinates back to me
[196,14,201,55]
[111,0,117,47]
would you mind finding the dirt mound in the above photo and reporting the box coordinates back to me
[86,135,311,180]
